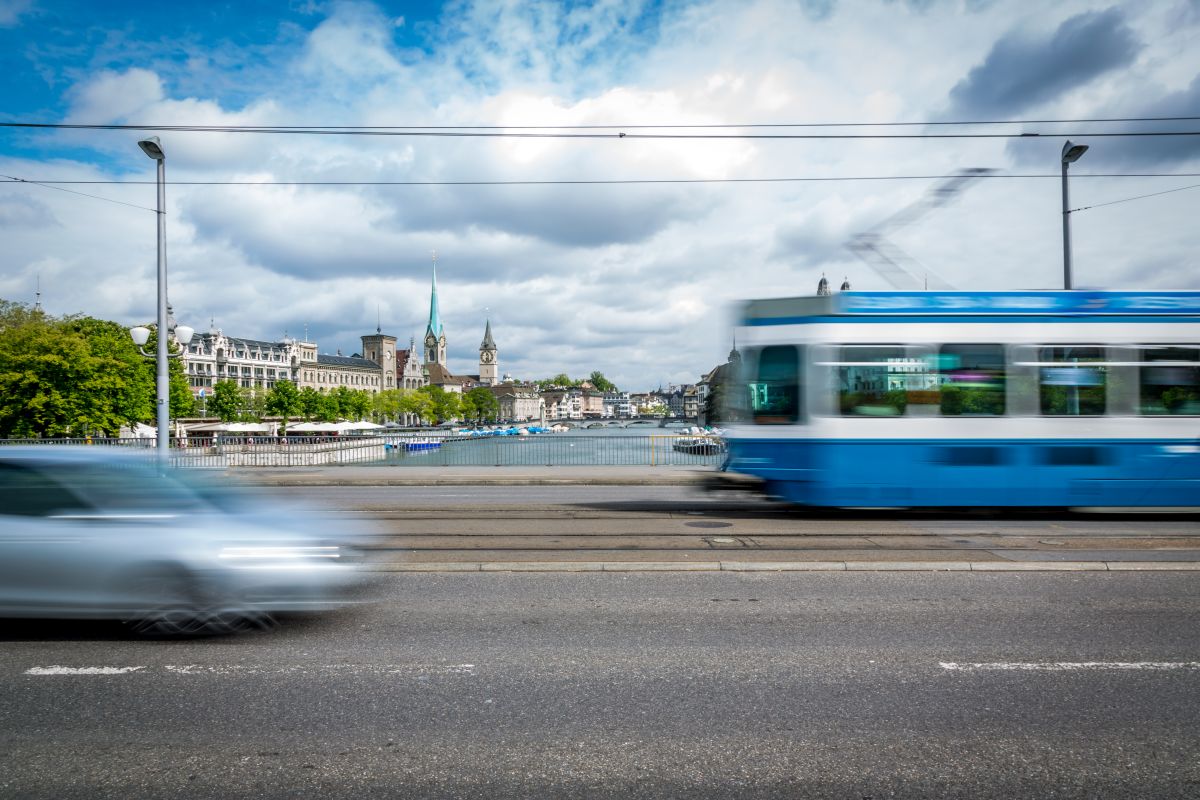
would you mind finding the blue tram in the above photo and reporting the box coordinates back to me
[724,291,1200,507]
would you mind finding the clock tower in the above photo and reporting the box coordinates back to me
[479,319,498,385]
[361,326,397,390]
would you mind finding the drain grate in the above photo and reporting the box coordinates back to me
[686,521,734,529]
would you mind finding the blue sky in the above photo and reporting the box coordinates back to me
[2,0,1199,390]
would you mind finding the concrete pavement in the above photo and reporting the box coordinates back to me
[235,464,719,487]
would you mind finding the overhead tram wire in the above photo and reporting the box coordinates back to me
[2,114,1200,132]
[1069,182,1200,213]
[5,173,1200,188]
[0,174,157,212]
[2,121,1200,140]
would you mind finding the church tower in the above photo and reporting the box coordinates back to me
[424,256,447,367]
[479,319,498,385]
[361,321,397,391]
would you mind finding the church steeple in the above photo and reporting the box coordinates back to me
[424,253,447,366]
[426,254,443,340]
[478,318,498,385]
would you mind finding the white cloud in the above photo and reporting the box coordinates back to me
[4,0,1200,390]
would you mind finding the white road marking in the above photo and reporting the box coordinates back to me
[24,663,475,676]
[25,666,146,675]
[940,661,1200,672]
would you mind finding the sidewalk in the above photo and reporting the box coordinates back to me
[237,465,727,487]
[229,465,1200,572]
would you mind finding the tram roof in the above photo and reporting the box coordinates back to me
[741,291,1200,326]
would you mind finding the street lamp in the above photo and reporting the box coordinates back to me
[129,136,192,464]
[1060,139,1089,290]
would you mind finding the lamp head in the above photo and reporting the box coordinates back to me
[1061,140,1088,164]
[175,325,194,345]
[130,326,151,346]
[137,136,165,160]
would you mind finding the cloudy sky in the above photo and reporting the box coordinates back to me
[1,0,1198,390]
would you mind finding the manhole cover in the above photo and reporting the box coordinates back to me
[686,521,733,529]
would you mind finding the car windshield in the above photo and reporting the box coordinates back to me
[45,462,217,515]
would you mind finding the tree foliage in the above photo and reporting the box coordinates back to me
[588,371,616,392]
[0,300,191,437]
[398,389,435,424]
[208,380,244,422]
[417,385,461,424]
[265,380,302,420]
[462,387,500,425]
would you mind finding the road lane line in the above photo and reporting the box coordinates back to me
[22,664,476,676]
[940,661,1200,672]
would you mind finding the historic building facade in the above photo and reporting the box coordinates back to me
[183,328,395,397]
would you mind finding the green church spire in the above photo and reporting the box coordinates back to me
[426,253,443,339]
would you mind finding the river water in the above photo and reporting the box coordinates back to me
[379,425,724,467]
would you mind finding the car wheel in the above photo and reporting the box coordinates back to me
[122,567,275,637]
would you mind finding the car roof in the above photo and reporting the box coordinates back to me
[0,446,159,467]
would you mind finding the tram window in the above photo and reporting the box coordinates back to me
[837,346,909,416]
[749,345,801,424]
[1139,347,1200,415]
[1038,347,1106,416]
[937,344,1005,415]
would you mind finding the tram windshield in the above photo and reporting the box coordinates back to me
[748,345,801,424]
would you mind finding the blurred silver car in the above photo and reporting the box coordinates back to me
[0,446,364,635]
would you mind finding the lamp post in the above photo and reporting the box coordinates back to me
[129,137,193,464]
[1060,139,1089,290]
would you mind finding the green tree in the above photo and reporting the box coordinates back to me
[265,380,302,423]
[462,387,500,425]
[298,386,324,420]
[398,389,434,425]
[588,371,616,392]
[208,380,243,422]
[536,373,576,390]
[0,305,165,437]
[328,386,371,420]
[347,389,372,421]
[242,385,265,421]
[372,389,402,423]
[418,385,461,424]
[316,391,340,422]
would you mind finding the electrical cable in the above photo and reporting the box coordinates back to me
[1070,182,1200,213]
[0,174,157,212]
[5,173,1200,187]
[2,122,1200,139]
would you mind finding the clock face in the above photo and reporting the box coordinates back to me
[425,335,436,347]
[481,351,494,363]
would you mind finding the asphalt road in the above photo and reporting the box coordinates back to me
[3,572,1199,798]
[275,484,1200,566]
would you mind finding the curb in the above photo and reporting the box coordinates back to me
[361,561,1200,573]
